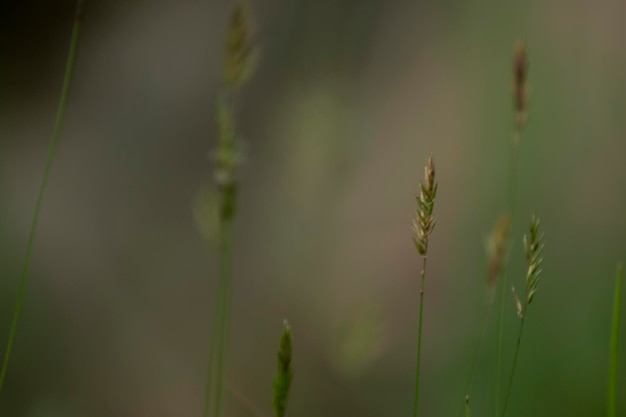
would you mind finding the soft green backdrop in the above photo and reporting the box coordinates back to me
[1,0,625,416]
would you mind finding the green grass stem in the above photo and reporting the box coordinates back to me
[501,313,526,417]
[413,255,428,417]
[0,0,85,394]
[493,130,521,417]
[607,263,623,417]
[213,217,234,417]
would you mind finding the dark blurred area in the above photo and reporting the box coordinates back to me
[1,0,626,416]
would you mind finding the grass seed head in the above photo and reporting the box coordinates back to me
[513,40,529,128]
[523,214,544,305]
[223,4,257,89]
[412,155,437,256]
[273,321,293,417]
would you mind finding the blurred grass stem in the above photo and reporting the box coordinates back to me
[0,0,85,394]
[494,126,522,417]
[607,263,622,417]
[413,255,428,417]
[501,310,526,416]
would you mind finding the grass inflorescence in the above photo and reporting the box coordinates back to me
[273,321,293,417]
[502,214,544,417]
[203,5,257,417]
[411,155,438,417]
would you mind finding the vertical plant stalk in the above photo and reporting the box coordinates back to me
[607,263,622,417]
[411,156,437,417]
[0,0,85,394]
[501,215,543,417]
[414,255,427,417]
[203,5,256,417]
[213,213,234,417]
[465,396,471,417]
[273,321,293,417]
[494,40,528,417]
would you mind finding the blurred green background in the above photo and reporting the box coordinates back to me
[1,0,625,416]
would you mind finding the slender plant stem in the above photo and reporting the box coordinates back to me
[0,0,84,394]
[501,314,526,417]
[202,215,234,417]
[413,255,428,417]
[493,130,521,417]
[202,257,225,417]
[214,216,234,417]
[607,263,623,417]
[465,396,471,417]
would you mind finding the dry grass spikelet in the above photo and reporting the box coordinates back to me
[223,4,257,89]
[523,214,544,305]
[412,155,437,256]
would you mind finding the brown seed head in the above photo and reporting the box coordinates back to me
[223,4,257,89]
[424,155,435,191]
[513,40,528,128]
[412,155,438,256]
[523,214,544,305]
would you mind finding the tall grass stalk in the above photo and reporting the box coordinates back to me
[411,156,437,417]
[494,40,528,417]
[413,255,428,417]
[202,5,255,417]
[607,263,623,417]
[501,214,543,417]
[0,0,85,394]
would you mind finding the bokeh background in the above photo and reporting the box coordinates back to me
[1,0,626,416]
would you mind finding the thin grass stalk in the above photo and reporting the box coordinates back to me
[0,0,85,394]
[501,215,543,417]
[202,294,219,417]
[413,255,428,417]
[494,40,528,417]
[411,156,437,417]
[500,313,525,416]
[203,218,233,417]
[202,6,255,417]
[213,217,234,417]
[494,130,521,417]
[465,396,471,417]
[607,263,623,417]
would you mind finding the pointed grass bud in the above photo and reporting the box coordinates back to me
[412,155,438,256]
[523,214,544,305]
[223,4,257,89]
[273,320,293,417]
[513,40,529,128]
